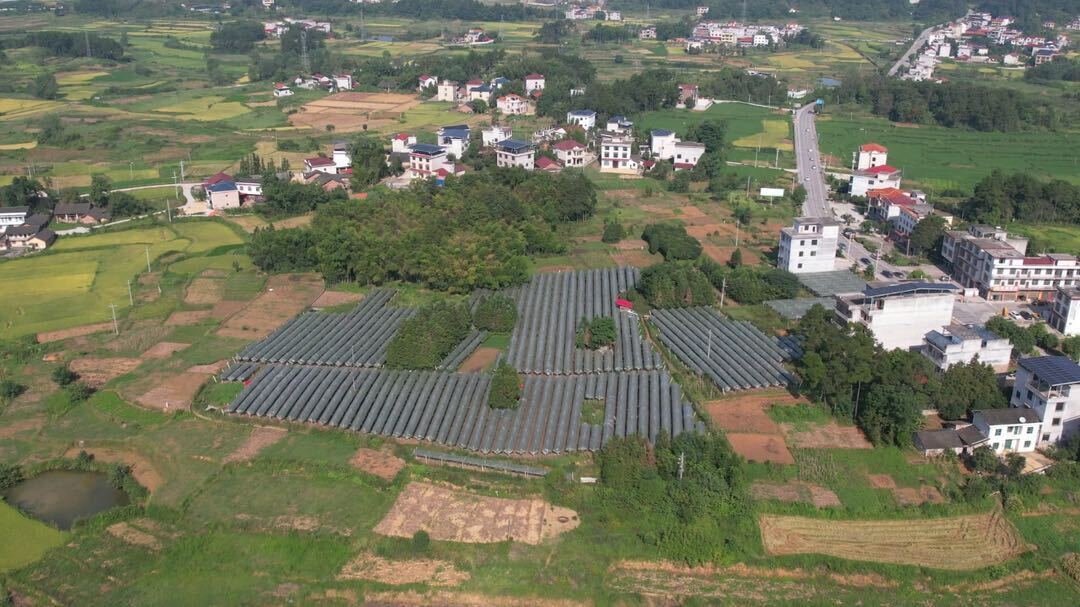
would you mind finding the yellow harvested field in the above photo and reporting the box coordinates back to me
[289,91,425,133]
[759,510,1031,570]
[732,119,792,151]
[0,141,37,150]
[154,96,250,121]
[55,70,108,85]
[0,97,65,121]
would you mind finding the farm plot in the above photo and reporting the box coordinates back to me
[505,267,661,374]
[227,366,699,454]
[289,91,423,133]
[235,289,413,366]
[751,481,841,508]
[759,510,1030,570]
[650,307,795,392]
[373,482,579,545]
[217,274,324,340]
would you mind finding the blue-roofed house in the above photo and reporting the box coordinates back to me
[495,139,535,170]
[490,76,510,89]
[566,109,597,130]
[605,115,633,134]
[468,84,493,103]
[834,282,957,350]
[207,180,241,210]
[437,125,471,159]
[1011,356,1080,446]
[407,143,463,182]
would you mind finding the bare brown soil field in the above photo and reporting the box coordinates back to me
[184,277,225,305]
[781,421,873,449]
[106,522,163,551]
[349,447,406,480]
[337,552,469,587]
[360,590,587,607]
[69,357,141,387]
[726,433,795,464]
[132,372,207,411]
[164,310,212,325]
[373,482,579,545]
[223,426,288,464]
[0,416,45,439]
[63,446,164,492]
[217,274,323,340]
[457,347,500,373]
[211,300,247,320]
[893,485,945,506]
[751,481,841,508]
[141,341,189,359]
[289,92,422,133]
[36,322,113,343]
[705,390,805,433]
[759,510,1030,570]
[311,290,363,310]
[866,474,896,489]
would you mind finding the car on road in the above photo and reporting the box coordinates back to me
[812,165,817,170]
[860,257,871,265]
[893,271,905,279]
[804,176,810,182]
[881,270,892,278]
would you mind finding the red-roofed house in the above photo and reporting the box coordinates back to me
[304,156,337,175]
[273,82,293,98]
[678,83,699,106]
[857,143,888,170]
[851,165,901,197]
[418,74,438,90]
[536,156,562,173]
[202,172,232,188]
[525,73,545,93]
[552,139,586,167]
[867,187,916,221]
[391,133,417,154]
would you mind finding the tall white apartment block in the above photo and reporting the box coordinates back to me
[1010,356,1080,446]
[777,217,840,274]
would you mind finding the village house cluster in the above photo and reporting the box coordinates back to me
[0,201,110,253]
[430,73,543,110]
[262,16,332,38]
[273,72,353,98]
[564,4,621,22]
[902,12,1071,81]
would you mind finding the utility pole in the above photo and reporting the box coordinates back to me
[300,28,311,74]
[108,303,119,335]
[719,277,727,308]
[677,451,685,480]
[774,148,780,168]
[706,329,713,360]
[145,246,151,273]
[126,280,133,306]
[129,161,133,180]
[85,31,92,59]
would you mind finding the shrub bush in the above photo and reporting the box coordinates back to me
[602,221,626,244]
[488,362,522,410]
[52,366,78,387]
[641,223,701,261]
[386,302,472,369]
[0,463,24,490]
[473,295,518,333]
[638,262,715,309]
[575,316,616,350]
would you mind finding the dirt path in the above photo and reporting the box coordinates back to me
[63,446,164,492]
[222,426,288,464]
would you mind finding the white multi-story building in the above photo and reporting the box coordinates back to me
[495,139,535,170]
[639,26,657,40]
[482,125,513,148]
[525,73,545,93]
[332,140,351,170]
[566,110,597,130]
[436,80,459,102]
[273,83,293,97]
[437,125,471,159]
[922,323,1012,372]
[235,176,263,197]
[496,93,528,115]
[1011,356,1080,446]
[942,225,1080,302]
[650,129,680,160]
[0,206,29,232]
[390,133,417,154]
[672,141,705,170]
[834,283,958,351]
[304,156,337,175]
[855,143,888,170]
[777,217,840,274]
[1049,286,1080,336]
[598,134,638,174]
[406,144,450,179]
[850,165,902,197]
[552,139,586,167]
[605,115,633,134]
[973,409,1042,454]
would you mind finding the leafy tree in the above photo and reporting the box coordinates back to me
[411,530,431,552]
[52,366,78,387]
[108,192,151,218]
[28,73,59,99]
[602,221,626,244]
[348,135,388,190]
[684,120,727,156]
[534,20,575,44]
[66,382,94,403]
[935,360,1005,420]
[210,21,266,53]
[667,171,691,193]
[0,380,25,400]
[89,174,112,207]
[971,446,1000,474]
[638,262,715,309]
[986,316,1036,355]
[907,214,946,258]
[1061,336,1080,361]
[473,295,517,332]
[386,302,471,369]
[858,382,923,447]
[0,463,24,491]
[727,248,742,269]
[641,223,701,261]
[467,99,488,114]
[576,316,616,350]
[488,362,521,410]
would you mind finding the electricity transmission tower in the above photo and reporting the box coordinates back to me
[300,29,311,73]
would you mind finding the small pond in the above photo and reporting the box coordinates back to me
[2,470,130,531]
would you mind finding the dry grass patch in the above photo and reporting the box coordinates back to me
[186,360,229,375]
[726,433,795,464]
[183,277,224,305]
[337,552,470,587]
[361,590,587,607]
[311,290,363,310]
[106,522,163,551]
[223,426,288,464]
[349,447,406,480]
[36,322,113,343]
[374,482,579,545]
[141,341,189,359]
[751,481,841,508]
[781,420,872,449]
[759,510,1030,570]
[217,274,323,340]
[164,310,212,325]
[132,372,207,411]
[893,485,946,506]
[69,357,141,387]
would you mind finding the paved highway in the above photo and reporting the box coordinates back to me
[793,103,830,218]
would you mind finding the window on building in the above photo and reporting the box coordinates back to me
[994,428,1001,436]
[1043,433,1051,441]
[1056,402,1064,411]
[1053,417,1061,426]
[1024,441,1031,448]
[1027,426,1034,434]
[1005,439,1013,449]
[992,442,999,449]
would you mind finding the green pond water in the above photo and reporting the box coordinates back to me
[3,470,129,530]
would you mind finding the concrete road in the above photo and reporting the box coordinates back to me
[793,103,830,218]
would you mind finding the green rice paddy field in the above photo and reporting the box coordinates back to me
[816,114,1080,190]
[0,502,65,573]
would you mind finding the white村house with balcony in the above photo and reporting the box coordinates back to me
[1010,356,1080,446]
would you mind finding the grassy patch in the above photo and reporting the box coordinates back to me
[581,398,605,426]
[0,501,66,572]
